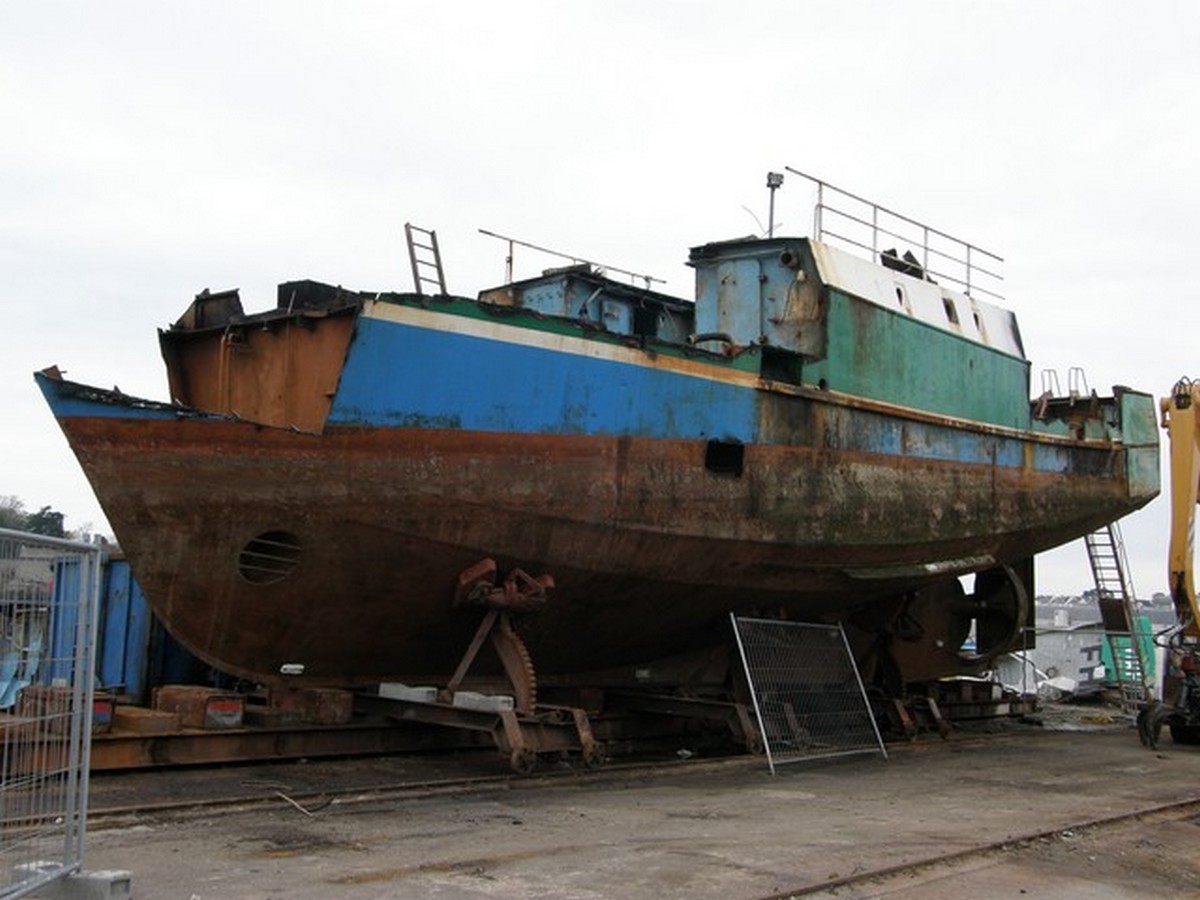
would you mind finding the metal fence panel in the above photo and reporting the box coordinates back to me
[731,615,886,773]
[0,528,101,899]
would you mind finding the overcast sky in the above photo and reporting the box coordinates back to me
[2,1,1198,598]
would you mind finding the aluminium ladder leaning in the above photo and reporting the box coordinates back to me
[1083,522,1153,711]
[405,222,448,296]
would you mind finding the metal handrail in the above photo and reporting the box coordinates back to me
[785,167,1004,302]
[479,228,665,290]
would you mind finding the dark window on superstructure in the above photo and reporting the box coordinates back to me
[705,439,744,477]
[633,306,659,338]
[942,297,960,325]
[761,347,803,385]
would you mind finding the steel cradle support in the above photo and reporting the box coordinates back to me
[371,559,604,775]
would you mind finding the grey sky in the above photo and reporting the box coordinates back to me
[2,1,1197,597]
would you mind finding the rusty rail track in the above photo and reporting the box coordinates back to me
[82,730,1018,828]
[81,732,1200,897]
[756,794,1200,899]
[84,751,759,826]
[86,731,1029,825]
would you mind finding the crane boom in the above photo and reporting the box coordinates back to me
[1140,379,1200,748]
[1163,378,1200,638]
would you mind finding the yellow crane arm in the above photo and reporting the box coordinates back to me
[1163,378,1200,637]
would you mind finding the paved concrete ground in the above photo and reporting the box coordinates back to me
[72,724,1200,899]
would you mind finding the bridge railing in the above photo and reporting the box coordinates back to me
[785,167,1005,303]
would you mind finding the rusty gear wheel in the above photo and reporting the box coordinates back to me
[491,614,538,715]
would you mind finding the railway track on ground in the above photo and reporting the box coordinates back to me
[81,729,1028,827]
[84,750,761,825]
[77,728,1200,899]
[757,794,1200,899]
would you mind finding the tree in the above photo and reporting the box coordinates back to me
[0,496,68,537]
[0,495,26,530]
[25,506,66,538]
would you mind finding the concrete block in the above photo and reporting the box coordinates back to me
[451,691,514,713]
[378,683,439,704]
[14,861,132,899]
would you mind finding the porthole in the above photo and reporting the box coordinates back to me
[238,530,302,584]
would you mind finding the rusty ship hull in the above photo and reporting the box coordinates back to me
[39,233,1160,689]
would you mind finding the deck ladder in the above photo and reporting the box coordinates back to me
[405,223,448,296]
[1083,522,1153,711]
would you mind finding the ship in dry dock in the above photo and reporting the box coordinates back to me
[37,173,1160,697]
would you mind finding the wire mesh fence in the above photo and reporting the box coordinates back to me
[731,615,885,773]
[0,528,101,899]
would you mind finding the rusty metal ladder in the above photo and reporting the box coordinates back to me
[404,222,448,296]
[1084,522,1152,711]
